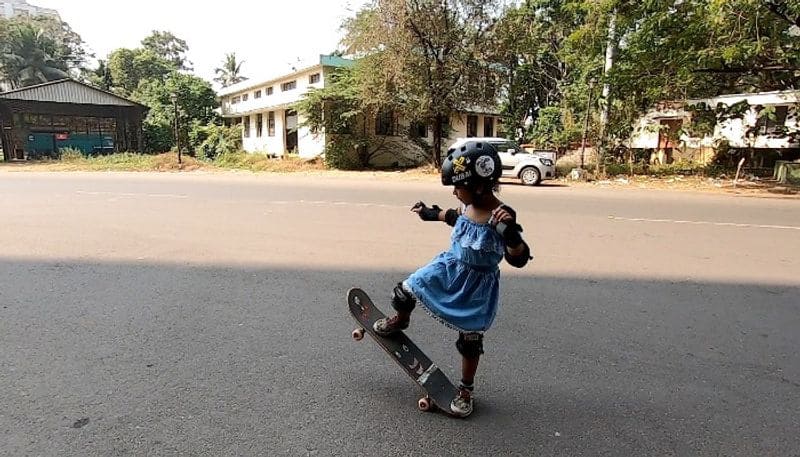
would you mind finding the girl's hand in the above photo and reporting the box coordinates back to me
[491,206,515,226]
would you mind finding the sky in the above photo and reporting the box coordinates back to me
[31,0,369,86]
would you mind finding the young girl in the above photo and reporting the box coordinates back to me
[373,140,532,417]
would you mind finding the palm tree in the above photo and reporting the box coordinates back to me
[214,53,247,88]
[1,23,69,88]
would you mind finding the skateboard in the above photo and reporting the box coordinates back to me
[347,287,460,415]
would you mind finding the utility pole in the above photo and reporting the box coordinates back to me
[597,9,618,177]
[171,92,181,165]
[580,77,597,170]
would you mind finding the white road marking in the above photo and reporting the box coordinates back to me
[269,199,405,209]
[609,215,800,231]
[76,190,188,199]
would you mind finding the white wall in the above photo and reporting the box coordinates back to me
[220,67,324,117]
[241,110,288,156]
[629,91,800,150]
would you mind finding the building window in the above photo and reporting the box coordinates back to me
[309,73,321,84]
[756,105,789,135]
[256,113,263,137]
[268,111,275,136]
[281,80,297,91]
[254,90,262,99]
[243,116,250,138]
[466,115,478,137]
[242,93,249,102]
[266,87,273,96]
[483,116,494,137]
[231,96,241,104]
[376,111,395,136]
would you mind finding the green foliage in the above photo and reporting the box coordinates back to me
[214,53,247,88]
[323,136,366,170]
[556,0,800,156]
[530,106,583,150]
[493,0,577,142]
[0,15,87,88]
[296,67,360,135]
[58,147,84,161]
[107,48,172,96]
[341,0,501,166]
[189,123,242,160]
[131,72,219,153]
[296,66,397,169]
[141,30,191,70]
[83,59,113,90]
[212,152,327,172]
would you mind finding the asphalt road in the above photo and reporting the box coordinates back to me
[1,172,798,456]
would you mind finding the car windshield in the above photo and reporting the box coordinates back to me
[489,141,526,154]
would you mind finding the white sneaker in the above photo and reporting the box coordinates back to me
[450,388,474,417]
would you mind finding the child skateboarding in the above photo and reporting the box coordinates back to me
[373,139,532,417]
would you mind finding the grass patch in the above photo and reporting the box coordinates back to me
[1,152,205,172]
[212,152,327,173]
[0,151,330,173]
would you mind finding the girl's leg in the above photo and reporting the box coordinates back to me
[452,333,484,416]
[373,282,415,335]
[461,355,480,386]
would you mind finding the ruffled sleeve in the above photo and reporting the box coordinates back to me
[451,216,506,257]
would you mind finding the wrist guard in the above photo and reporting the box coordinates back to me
[444,209,459,226]
[413,201,442,221]
[505,241,532,268]
[495,221,523,247]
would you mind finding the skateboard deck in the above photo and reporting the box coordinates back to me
[347,287,459,415]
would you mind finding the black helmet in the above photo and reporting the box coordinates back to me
[441,140,502,189]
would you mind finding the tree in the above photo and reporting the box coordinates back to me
[131,72,219,153]
[0,23,69,88]
[107,48,172,96]
[0,15,88,88]
[84,59,113,90]
[492,0,577,143]
[554,0,800,172]
[297,66,393,168]
[341,0,502,167]
[214,53,247,88]
[141,30,191,70]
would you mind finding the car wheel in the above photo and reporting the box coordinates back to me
[519,166,541,186]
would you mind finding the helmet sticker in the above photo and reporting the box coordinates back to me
[475,155,495,178]
[453,156,468,174]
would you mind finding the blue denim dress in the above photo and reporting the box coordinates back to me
[403,215,505,333]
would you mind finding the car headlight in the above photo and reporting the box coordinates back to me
[540,158,554,166]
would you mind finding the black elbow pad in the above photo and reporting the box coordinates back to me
[505,242,532,268]
[444,209,459,227]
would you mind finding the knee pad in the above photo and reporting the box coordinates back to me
[456,332,484,358]
[391,283,416,313]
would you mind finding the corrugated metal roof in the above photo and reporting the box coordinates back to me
[0,79,144,107]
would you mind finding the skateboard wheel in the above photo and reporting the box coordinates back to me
[418,396,432,412]
[352,328,365,341]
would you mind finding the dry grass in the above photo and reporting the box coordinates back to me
[1,152,206,172]
[212,152,328,173]
[576,174,799,197]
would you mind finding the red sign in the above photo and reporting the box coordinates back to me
[55,133,69,140]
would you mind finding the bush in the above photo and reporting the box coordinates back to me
[213,151,327,172]
[58,147,84,162]
[190,123,242,160]
[555,157,578,177]
[323,136,363,170]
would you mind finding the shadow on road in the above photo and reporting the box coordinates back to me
[1,258,797,456]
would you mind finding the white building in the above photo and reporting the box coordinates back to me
[0,0,59,19]
[629,90,800,164]
[219,54,502,165]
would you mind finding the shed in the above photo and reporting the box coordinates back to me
[0,79,148,160]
